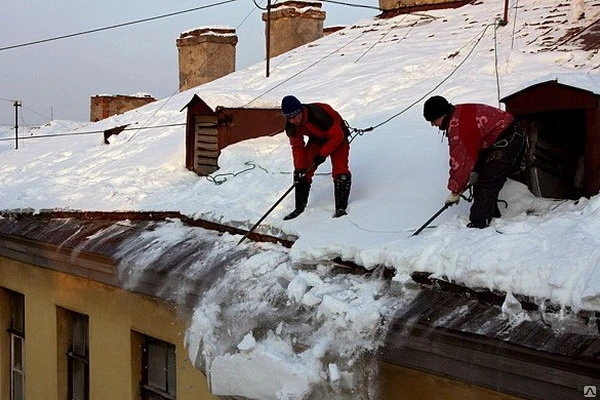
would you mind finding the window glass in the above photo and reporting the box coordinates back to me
[141,336,176,399]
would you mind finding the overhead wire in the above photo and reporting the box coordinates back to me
[251,0,268,11]
[319,0,381,11]
[126,0,261,144]
[494,21,502,107]
[354,14,412,63]
[0,0,238,52]
[242,29,369,108]
[348,20,501,140]
[1,0,239,142]
[511,0,520,50]
[0,122,186,142]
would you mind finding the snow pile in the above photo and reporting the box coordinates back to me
[185,243,404,399]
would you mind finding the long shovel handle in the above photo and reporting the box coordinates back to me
[237,163,317,246]
[237,183,296,245]
[411,203,450,236]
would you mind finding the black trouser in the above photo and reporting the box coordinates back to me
[470,122,526,224]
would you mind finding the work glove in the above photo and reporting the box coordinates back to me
[445,192,461,206]
[293,169,308,184]
[468,171,479,186]
[313,154,326,165]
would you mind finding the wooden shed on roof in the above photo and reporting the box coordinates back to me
[501,74,600,199]
[181,94,286,176]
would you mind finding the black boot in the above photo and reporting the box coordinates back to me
[492,204,501,218]
[467,218,490,229]
[284,180,311,220]
[333,174,351,218]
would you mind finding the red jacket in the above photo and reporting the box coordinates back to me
[287,103,347,170]
[446,104,514,193]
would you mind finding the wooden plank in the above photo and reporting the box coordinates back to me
[196,142,219,151]
[196,128,218,137]
[196,150,219,158]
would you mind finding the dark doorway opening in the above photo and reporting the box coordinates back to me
[524,109,586,199]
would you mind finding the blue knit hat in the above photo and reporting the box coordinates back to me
[281,95,303,118]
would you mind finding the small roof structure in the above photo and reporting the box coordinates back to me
[181,94,286,176]
[501,74,600,198]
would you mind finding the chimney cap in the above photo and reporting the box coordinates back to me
[270,1,323,10]
[179,27,236,39]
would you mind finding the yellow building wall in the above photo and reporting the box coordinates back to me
[379,362,527,400]
[0,256,217,400]
[0,255,528,400]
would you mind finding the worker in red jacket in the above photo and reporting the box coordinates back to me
[423,95,526,228]
[280,95,351,220]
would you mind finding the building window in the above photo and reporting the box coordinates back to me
[8,291,24,400]
[68,312,89,400]
[57,307,89,400]
[141,336,176,400]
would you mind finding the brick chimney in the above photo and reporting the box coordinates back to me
[90,94,156,122]
[379,0,471,15]
[176,27,238,92]
[262,1,326,58]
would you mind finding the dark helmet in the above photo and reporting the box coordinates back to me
[423,95,451,122]
[281,95,303,118]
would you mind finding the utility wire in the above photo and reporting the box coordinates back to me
[3,0,258,146]
[319,0,381,11]
[243,29,368,107]
[494,21,502,107]
[251,0,268,11]
[126,0,259,143]
[0,0,237,52]
[22,105,51,122]
[511,0,520,50]
[0,123,186,142]
[355,15,412,63]
[355,21,499,135]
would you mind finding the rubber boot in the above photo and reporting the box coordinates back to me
[333,174,351,218]
[284,180,311,220]
[492,204,501,218]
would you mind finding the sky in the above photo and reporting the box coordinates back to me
[0,0,377,128]
[1,0,599,399]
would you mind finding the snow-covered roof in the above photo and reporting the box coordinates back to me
[504,72,600,98]
[2,0,600,398]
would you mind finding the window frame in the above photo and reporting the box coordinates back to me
[8,291,24,400]
[141,336,176,400]
[66,311,89,400]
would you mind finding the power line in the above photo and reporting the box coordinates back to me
[0,0,237,52]
[348,20,500,139]
[319,0,381,11]
[243,28,369,107]
[126,0,260,143]
[0,122,186,142]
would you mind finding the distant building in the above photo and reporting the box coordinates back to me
[90,94,156,122]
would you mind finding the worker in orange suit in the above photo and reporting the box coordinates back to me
[280,95,351,220]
